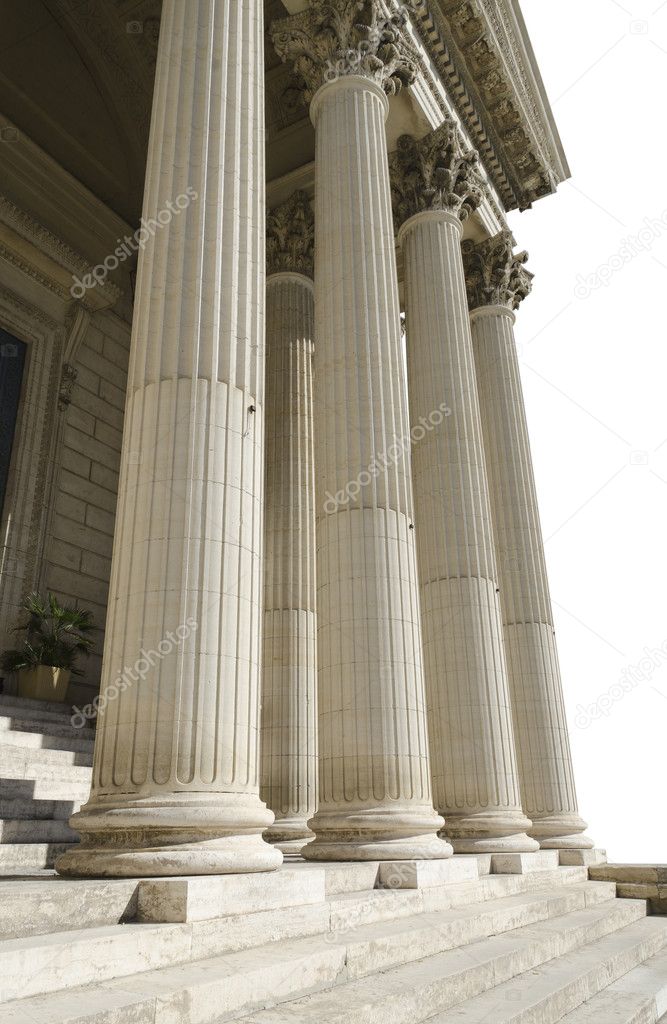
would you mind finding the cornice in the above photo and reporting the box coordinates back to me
[407,0,569,211]
[0,194,121,311]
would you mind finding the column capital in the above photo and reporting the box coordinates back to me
[389,121,486,228]
[462,230,534,312]
[266,190,314,279]
[269,0,421,107]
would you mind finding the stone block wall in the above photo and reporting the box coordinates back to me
[43,310,130,706]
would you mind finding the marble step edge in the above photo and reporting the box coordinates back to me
[0,721,95,752]
[0,712,95,745]
[557,944,667,1024]
[0,818,79,842]
[0,842,73,870]
[0,796,83,820]
[425,917,667,1023]
[0,888,643,1009]
[235,915,667,1024]
[0,861,596,940]
[0,896,652,1024]
[0,776,91,800]
[0,749,93,773]
[0,694,81,718]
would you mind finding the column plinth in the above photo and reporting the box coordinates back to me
[271,5,451,862]
[261,202,318,853]
[392,128,536,854]
[465,238,592,850]
[57,0,281,877]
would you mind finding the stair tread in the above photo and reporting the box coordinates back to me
[557,945,667,1022]
[236,917,667,1024]
[424,917,667,1022]
[0,882,609,951]
[0,891,645,1022]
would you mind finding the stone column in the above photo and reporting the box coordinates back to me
[390,127,536,853]
[271,1,450,861]
[261,192,318,853]
[57,0,282,877]
[464,233,592,849]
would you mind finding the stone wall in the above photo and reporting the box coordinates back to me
[43,311,130,705]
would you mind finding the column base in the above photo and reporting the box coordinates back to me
[529,813,594,850]
[264,816,315,855]
[56,793,283,877]
[302,806,453,862]
[443,809,539,854]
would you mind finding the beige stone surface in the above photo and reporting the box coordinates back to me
[466,234,592,851]
[261,198,317,851]
[56,0,281,877]
[391,127,534,854]
[271,9,449,862]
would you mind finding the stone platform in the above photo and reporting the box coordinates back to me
[0,853,666,1023]
[590,864,667,915]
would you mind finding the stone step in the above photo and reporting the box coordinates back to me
[0,722,95,754]
[0,842,73,872]
[0,775,90,802]
[0,694,79,719]
[558,946,667,1022]
[0,710,94,742]
[0,878,141,938]
[0,861,604,940]
[0,748,93,775]
[0,887,636,1012]
[424,917,667,1023]
[0,796,81,820]
[229,901,653,1024]
[0,741,93,765]
[0,818,78,843]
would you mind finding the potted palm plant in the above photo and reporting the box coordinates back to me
[0,592,95,703]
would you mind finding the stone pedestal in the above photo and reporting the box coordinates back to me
[391,129,536,854]
[271,5,450,862]
[58,0,281,877]
[261,193,318,853]
[465,232,592,851]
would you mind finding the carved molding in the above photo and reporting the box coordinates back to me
[390,120,486,227]
[266,190,315,278]
[462,230,534,310]
[270,0,422,105]
[0,287,62,660]
[0,195,121,310]
[408,0,568,210]
[57,363,79,411]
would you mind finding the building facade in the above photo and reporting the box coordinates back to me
[0,0,591,876]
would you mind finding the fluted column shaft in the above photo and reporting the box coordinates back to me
[399,210,536,852]
[58,0,281,877]
[302,76,448,861]
[261,272,317,852]
[471,304,591,848]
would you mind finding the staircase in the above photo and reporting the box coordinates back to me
[0,692,93,872]
[0,855,666,1024]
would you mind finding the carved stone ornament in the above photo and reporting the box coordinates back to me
[270,0,422,104]
[57,362,78,411]
[266,191,315,278]
[390,120,486,227]
[462,230,534,310]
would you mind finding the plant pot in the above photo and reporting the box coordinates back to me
[17,666,71,703]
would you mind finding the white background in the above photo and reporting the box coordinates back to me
[508,0,667,862]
